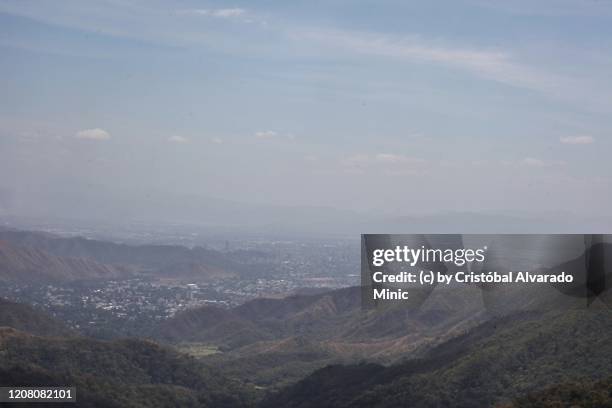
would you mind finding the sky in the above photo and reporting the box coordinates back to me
[0,0,611,224]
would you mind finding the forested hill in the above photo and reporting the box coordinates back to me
[156,284,486,388]
[263,309,612,408]
[500,376,612,407]
[0,328,256,408]
[0,297,73,337]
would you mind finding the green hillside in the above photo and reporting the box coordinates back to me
[0,328,256,408]
[501,376,612,408]
[0,297,73,337]
[263,309,612,407]
[158,285,486,388]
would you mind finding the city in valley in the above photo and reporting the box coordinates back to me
[0,223,359,339]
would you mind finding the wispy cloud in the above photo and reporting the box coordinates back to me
[75,128,110,140]
[168,135,189,143]
[293,29,562,93]
[254,130,297,142]
[521,157,547,167]
[474,0,612,18]
[560,135,594,145]
[1,1,610,118]
[341,153,426,174]
[501,157,566,168]
[374,153,426,165]
[0,1,598,104]
[211,137,223,144]
[179,8,247,18]
[255,130,278,139]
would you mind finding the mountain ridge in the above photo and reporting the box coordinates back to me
[0,240,128,283]
[263,309,612,407]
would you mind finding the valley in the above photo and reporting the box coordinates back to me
[0,227,610,407]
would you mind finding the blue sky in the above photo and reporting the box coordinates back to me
[0,0,611,220]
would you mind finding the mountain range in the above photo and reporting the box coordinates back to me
[4,187,612,236]
[0,240,127,283]
[2,292,610,407]
[1,227,611,407]
[0,228,256,282]
[157,284,488,387]
[262,308,612,407]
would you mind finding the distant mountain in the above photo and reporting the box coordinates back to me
[0,298,73,337]
[263,309,612,407]
[0,229,244,281]
[0,328,255,408]
[0,240,128,283]
[157,285,486,387]
[5,185,612,235]
[0,188,371,236]
[0,228,223,268]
